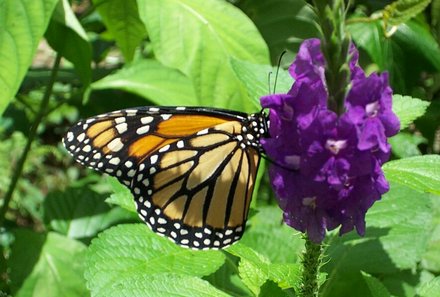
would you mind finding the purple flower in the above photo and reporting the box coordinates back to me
[261,38,400,243]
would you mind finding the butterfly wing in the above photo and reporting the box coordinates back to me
[63,106,265,249]
[132,120,260,249]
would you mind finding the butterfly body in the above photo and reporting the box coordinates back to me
[63,106,268,249]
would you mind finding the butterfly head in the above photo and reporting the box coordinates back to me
[239,112,269,152]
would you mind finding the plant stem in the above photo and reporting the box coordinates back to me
[312,0,351,115]
[300,236,323,297]
[0,54,62,227]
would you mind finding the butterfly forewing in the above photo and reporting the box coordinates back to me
[63,106,267,250]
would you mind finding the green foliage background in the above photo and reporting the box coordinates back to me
[1,0,440,296]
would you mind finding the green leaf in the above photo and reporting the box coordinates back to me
[383,0,431,26]
[85,224,225,296]
[392,95,430,130]
[348,19,440,93]
[43,186,134,239]
[9,230,46,294]
[95,273,231,297]
[240,206,304,264]
[259,280,286,297]
[136,0,270,111]
[203,253,253,297]
[230,58,293,109]
[0,0,59,115]
[238,0,319,64]
[422,196,440,272]
[433,0,440,26]
[14,232,87,297]
[417,276,440,297]
[90,59,197,106]
[92,0,147,62]
[45,0,91,85]
[226,243,301,295]
[106,176,137,213]
[393,20,440,72]
[361,272,392,297]
[383,155,440,195]
[389,132,426,158]
[322,183,432,296]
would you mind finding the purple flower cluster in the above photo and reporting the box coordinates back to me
[261,39,400,243]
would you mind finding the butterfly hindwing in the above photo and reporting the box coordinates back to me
[63,106,267,249]
[131,122,261,249]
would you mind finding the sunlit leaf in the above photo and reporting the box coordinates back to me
[90,59,197,106]
[45,0,92,85]
[14,233,87,297]
[85,224,225,296]
[93,0,147,62]
[383,155,440,195]
[0,0,59,115]
[136,0,270,111]
[392,95,430,130]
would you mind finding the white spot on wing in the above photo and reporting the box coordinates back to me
[115,123,128,134]
[77,133,86,142]
[150,155,158,164]
[107,138,124,152]
[136,126,150,135]
[109,157,120,165]
[141,116,153,124]
[197,128,209,135]
[159,145,170,152]
[115,117,126,124]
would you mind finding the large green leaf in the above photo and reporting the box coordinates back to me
[227,243,301,295]
[389,132,426,158]
[230,58,293,109]
[321,183,433,296]
[417,276,440,297]
[238,0,319,64]
[348,18,440,93]
[422,195,440,272]
[9,230,46,294]
[14,232,87,297]
[45,0,91,85]
[136,0,270,111]
[361,272,392,297]
[240,206,304,264]
[106,176,137,213]
[90,59,197,106]
[0,0,59,115]
[392,94,430,130]
[94,273,231,297]
[43,186,134,239]
[383,155,440,195]
[85,224,225,296]
[93,0,147,62]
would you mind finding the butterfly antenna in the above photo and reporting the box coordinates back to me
[267,71,273,94]
[273,50,287,94]
[261,154,298,172]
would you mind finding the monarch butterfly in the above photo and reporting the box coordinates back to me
[63,106,269,250]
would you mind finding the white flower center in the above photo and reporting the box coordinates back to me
[303,197,317,209]
[325,139,347,155]
[366,101,379,118]
[284,155,300,169]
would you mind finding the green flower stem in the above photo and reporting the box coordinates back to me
[0,53,62,227]
[300,235,323,297]
[312,0,351,115]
